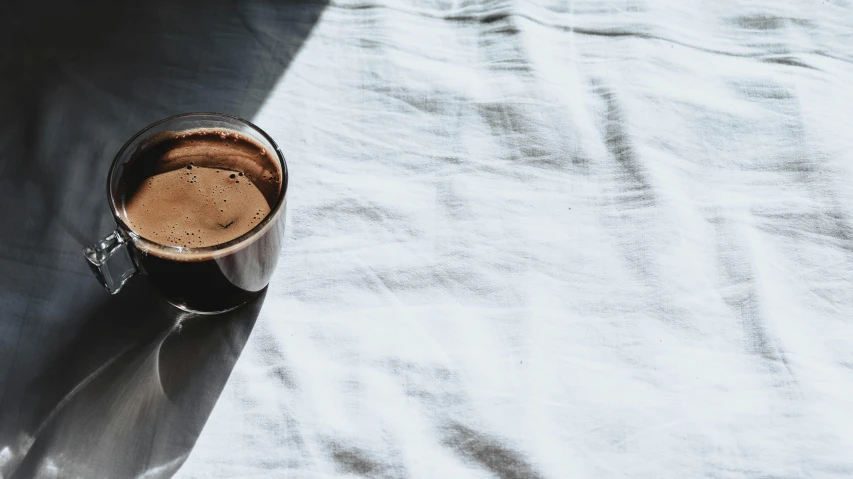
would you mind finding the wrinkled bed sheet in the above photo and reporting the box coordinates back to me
[1,0,853,478]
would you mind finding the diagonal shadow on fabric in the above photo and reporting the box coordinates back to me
[0,0,326,477]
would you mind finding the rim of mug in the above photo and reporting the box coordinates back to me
[107,112,288,260]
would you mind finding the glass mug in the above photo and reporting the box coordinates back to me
[83,113,288,314]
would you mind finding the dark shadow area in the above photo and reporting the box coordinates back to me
[0,0,324,476]
[0,0,326,248]
[5,283,265,478]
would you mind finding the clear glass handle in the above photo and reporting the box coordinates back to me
[83,230,139,294]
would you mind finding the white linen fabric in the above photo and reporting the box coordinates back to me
[1,0,852,478]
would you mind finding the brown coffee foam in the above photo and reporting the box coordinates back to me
[119,128,282,250]
[125,128,281,206]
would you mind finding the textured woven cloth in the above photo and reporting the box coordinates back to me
[2,0,853,478]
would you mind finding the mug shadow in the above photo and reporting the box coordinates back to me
[6,282,266,479]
